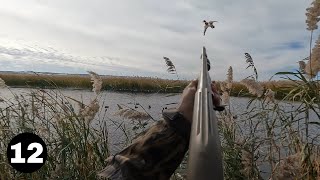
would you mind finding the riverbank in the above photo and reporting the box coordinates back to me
[0,72,293,98]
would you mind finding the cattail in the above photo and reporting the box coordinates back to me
[306,1,320,31]
[227,66,233,89]
[240,79,264,97]
[88,71,103,95]
[264,88,275,103]
[298,61,306,73]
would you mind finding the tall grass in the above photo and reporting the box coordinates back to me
[216,54,320,179]
[0,78,109,179]
[0,73,188,93]
[0,73,302,100]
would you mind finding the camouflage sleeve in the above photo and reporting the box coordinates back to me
[98,110,191,180]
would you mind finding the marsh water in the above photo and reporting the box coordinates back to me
[1,88,319,178]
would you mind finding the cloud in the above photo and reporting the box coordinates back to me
[0,43,164,76]
[0,45,109,67]
[0,0,315,80]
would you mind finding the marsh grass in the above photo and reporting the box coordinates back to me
[0,73,188,93]
[216,59,320,179]
[0,80,109,179]
[0,73,301,100]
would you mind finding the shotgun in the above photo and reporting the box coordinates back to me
[187,46,224,180]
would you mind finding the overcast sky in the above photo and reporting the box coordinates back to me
[0,0,315,80]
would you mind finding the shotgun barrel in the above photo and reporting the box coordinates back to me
[187,47,224,180]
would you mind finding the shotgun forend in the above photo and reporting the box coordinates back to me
[187,47,224,180]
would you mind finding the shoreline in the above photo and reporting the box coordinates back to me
[0,73,297,99]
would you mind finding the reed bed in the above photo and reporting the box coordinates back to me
[0,73,188,93]
[0,83,109,179]
[0,73,302,100]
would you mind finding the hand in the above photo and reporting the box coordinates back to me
[177,80,221,123]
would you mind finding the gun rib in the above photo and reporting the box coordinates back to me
[187,47,224,180]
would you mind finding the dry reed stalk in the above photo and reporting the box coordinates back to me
[240,149,256,178]
[240,79,264,97]
[305,35,320,78]
[220,66,233,105]
[222,91,230,105]
[163,57,177,75]
[306,0,320,31]
[222,115,235,131]
[272,152,303,180]
[79,99,100,124]
[0,78,6,88]
[220,82,227,92]
[314,155,320,179]
[244,53,258,80]
[298,61,306,73]
[264,89,275,103]
[227,66,233,89]
[88,71,103,95]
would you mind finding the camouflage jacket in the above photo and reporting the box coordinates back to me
[98,110,191,180]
